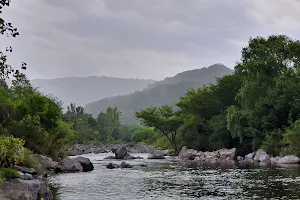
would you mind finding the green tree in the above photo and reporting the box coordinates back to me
[131,127,159,144]
[97,107,120,142]
[136,105,182,152]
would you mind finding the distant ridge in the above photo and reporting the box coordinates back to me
[30,76,156,108]
[85,64,233,124]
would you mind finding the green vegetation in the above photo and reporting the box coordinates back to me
[0,168,20,183]
[136,35,300,156]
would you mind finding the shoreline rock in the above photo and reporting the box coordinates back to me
[0,179,53,200]
[55,156,94,173]
[67,142,168,156]
[178,146,237,163]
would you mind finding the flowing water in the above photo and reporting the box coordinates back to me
[49,153,300,200]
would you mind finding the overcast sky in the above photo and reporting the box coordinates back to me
[1,0,300,80]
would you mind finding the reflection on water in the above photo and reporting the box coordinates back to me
[49,153,300,200]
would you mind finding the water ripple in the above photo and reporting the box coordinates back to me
[49,153,300,200]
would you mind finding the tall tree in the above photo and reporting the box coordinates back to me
[97,107,121,142]
[136,105,182,152]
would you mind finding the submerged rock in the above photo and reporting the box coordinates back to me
[0,179,53,200]
[147,154,165,159]
[104,156,115,160]
[106,163,120,169]
[120,161,133,169]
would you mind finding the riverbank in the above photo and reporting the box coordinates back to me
[68,142,172,156]
[178,146,300,166]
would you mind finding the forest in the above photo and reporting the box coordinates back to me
[1,0,300,184]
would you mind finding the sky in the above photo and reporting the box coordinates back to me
[1,0,300,80]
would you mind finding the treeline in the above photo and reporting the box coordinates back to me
[136,35,300,157]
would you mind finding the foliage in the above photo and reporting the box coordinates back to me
[0,168,20,181]
[96,107,121,142]
[131,127,159,144]
[0,136,24,168]
[134,34,300,156]
[20,148,37,169]
[283,120,300,157]
[136,105,183,152]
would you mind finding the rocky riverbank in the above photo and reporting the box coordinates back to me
[0,153,95,200]
[68,142,171,156]
[178,147,300,166]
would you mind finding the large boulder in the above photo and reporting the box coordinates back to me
[276,155,300,164]
[33,154,56,172]
[0,179,53,200]
[73,156,94,172]
[55,157,83,173]
[245,153,255,160]
[218,148,236,160]
[178,146,198,160]
[115,147,129,159]
[253,150,270,163]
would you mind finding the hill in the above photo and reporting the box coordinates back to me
[31,76,156,108]
[85,64,233,124]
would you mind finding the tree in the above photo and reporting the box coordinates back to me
[131,127,159,144]
[136,105,182,152]
[0,0,28,85]
[96,107,120,142]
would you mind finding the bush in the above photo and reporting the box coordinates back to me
[283,120,300,157]
[20,148,37,169]
[261,130,284,156]
[131,127,159,144]
[110,139,123,144]
[0,136,25,167]
[0,168,20,181]
[154,137,173,150]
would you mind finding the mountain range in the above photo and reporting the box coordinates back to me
[31,76,156,108]
[85,64,233,124]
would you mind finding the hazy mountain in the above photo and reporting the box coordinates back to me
[31,76,156,108]
[85,64,233,124]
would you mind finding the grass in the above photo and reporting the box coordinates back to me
[0,168,20,182]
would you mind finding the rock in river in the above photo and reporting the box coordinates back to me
[56,157,83,173]
[56,156,94,173]
[147,153,165,159]
[74,156,94,172]
[115,147,130,159]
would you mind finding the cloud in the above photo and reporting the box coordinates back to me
[1,0,299,80]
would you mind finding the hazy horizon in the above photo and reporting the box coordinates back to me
[1,0,299,80]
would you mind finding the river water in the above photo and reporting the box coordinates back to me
[49,153,300,200]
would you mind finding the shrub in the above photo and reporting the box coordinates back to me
[0,168,20,181]
[283,120,300,157]
[0,136,25,167]
[154,136,173,150]
[20,148,37,169]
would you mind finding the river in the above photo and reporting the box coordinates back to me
[49,153,300,200]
